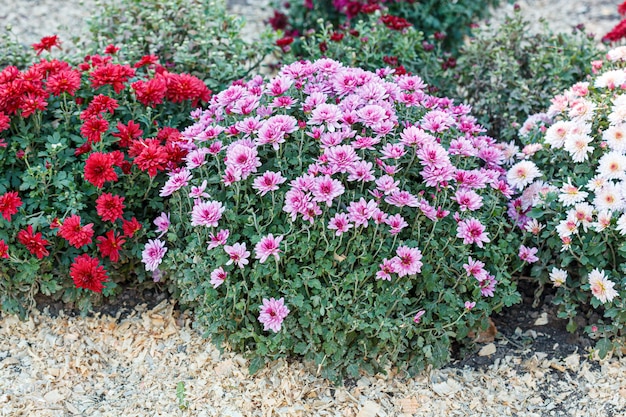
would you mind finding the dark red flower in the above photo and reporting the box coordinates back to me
[330,32,344,42]
[112,120,143,148]
[80,117,109,143]
[50,217,61,229]
[89,63,136,94]
[57,214,94,248]
[95,193,125,222]
[17,225,50,259]
[74,142,92,156]
[45,69,82,96]
[0,191,22,221]
[104,44,120,54]
[276,36,294,50]
[122,217,142,238]
[361,4,380,14]
[131,77,168,107]
[84,152,118,188]
[0,240,8,259]
[380,15,412,31]
[32,35,62,55]
[319,41,328,53]
[70,254,108,293]
[268,10,288,31]
[619,1,626,17]
[96,230,125,262]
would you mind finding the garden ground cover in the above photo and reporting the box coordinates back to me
[2,0,626,415]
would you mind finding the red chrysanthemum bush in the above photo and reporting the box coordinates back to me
[0,37,212,316]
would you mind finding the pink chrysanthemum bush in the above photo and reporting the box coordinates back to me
[152,59,522,381]
[510,46,626,358]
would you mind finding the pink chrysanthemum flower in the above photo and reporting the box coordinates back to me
[312,175,345,207]
[375,175,400,195]
[479,274,497,297]
[392,245,423,277]
[324,144,360,173]
[142,239,167,272]
[328,213,353,236]
[210,267,227,288]
[189,180,210,199]
[453,189,483,212]
[376,258,396,281]
[347,160,375,182]
[207,229,230,250]
[347,198,378,227]
[160,169,192,197]
[258,297,290,332]
[456,218,491,248]
[254,234,283,263]
[385,214,408,235]
[153,212,170,237]
[413,310,426,324]
[224,242,250,269]
[518,245,539,263]
[380,143,406,160]
[463,256,487,281]
[253,171,287,196]
[191,200,226,227]
[309,103,343,132]
[385,190,420,208]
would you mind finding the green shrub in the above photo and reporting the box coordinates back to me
[508,46,626,358]
[150,59,522,383]
[83,0,277,91]
[440,7,602,144]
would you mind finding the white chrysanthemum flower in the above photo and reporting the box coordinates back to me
[556,218,578,238]
[593,181,625,212]
[544,120,571,149]
[597,151,626,180]
[609,105,626,125]
[549,267,567,287]
[523,218,545,235]
[568,99,596,122]
[500,141,520,165]
[602,124,626,153]
[563,133,594,162]
[520,180,557,210]
[558,179,589,206]
[616,213,626,235]
[568,202,594,231]
[607,46,626,62]
[586,174,607,193]
[506,160,542,190]
[614,94,626,107]
[588,269,618,304]
[593,209,613,232]
[595,70,626,89]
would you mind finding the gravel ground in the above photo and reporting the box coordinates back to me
[1,1,626,416]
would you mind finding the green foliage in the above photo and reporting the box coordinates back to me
[439,7,603,144]
[0,26,33,69]
[82,0,277,91]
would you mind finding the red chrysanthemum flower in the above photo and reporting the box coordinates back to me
[70,254,108,293]
[89,63,136,94]
[17,225,50,259]
[131,77,168,107]
[96,230,126,262]
[0,191,22,221]
[80,94,118,120]
[95,193,125,222]
[0,112,10,133]
[104,44,120,55]
[84,152,118,188]
[80,117,109,143]
[74,142,92,156]
[57,214,94,248]
[380,15,412,31]
[32,35,62,56]
[164,73,212,106]
[122,217,142,238]
[619,1,626,17]
[19,93,48,118]
[0,239,9,259]
[604,19,626,43]
[50,217,61,229]
[112,120,143,148]
[133,54,159,69]
[45,69,82,96]
[131,139,169,177]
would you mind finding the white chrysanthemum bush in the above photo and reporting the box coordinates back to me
[510,46,626,358]
[146,59,522,381]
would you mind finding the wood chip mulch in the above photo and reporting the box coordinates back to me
[1,300,626,416]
